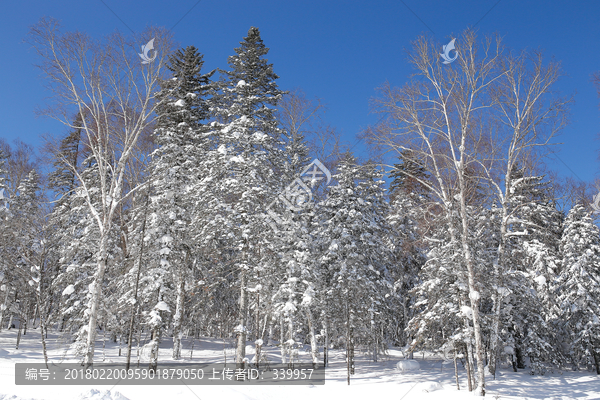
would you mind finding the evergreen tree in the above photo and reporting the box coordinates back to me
[203,26,286,364]
[557,204,600,373]
[315,154,392,378]
[145,45,213,363]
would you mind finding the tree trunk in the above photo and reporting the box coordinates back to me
[465,343,473,392]
[323,310,329,367]
[31,302,39,329]
[0,288,9,332]
[22,299,30,336]
[454,346,460,390]
[489,203,510,378]
[370,304,377,362]
[149,325,161,372]
[126,192,149,370]
[346,307,354,385]
[172,271,185,360]
[515,344,525,369]
[288,312,294,364]
[235,268,248,365]
[305,307,319,367]
[84,234,109,367]
[39,310,49,368]
[280,314,287,364]
[16,317,23,349]
[488,291,501,377]
[458,193,486,395]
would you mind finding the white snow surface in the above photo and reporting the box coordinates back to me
[0,328,599,400]
[76,390,129,400]
[396,359,420,372]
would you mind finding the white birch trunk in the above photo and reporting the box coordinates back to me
[235,268,248,365]
[84,234,109,367]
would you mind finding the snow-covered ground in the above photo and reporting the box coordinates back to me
[0,328,598,400]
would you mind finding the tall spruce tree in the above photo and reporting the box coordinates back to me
[557,204,600,373]
[145,45,213,363]
[205,27,286,364]
[315,154,392,381]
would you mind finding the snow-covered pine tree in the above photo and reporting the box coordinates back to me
[0,149,11,331]
[557,204,600,373]
[315,153,392,381]
[266,113,318,364]
[46,121,84,332]
[491,170,564,374]
[145,45,213,363]
[206,26,286,364]
[9,169,52,359]
[386,150,429,347]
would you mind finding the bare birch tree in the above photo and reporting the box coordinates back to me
[367,30,507,396]
[27,17,174,366]
[482,49,570,376]
[367,29,570,395]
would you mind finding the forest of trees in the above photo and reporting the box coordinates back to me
[1,20,600,396]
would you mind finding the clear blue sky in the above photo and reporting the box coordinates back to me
[1,1,599,183]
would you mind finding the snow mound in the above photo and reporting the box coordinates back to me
[0,394,39,400]
[396,360,420,372]
[416,381,443,392]
[77,389,129,400]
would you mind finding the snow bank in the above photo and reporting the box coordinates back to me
[77,390,129,400]
[0,394,38,400]
[416,381,442,392]
[396,360,420,372]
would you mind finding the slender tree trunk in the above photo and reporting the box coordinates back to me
[126,192,150,370]
[172,269,185,360]
[370,304,377,362]
[31,302,38,329]
[235,268,248,365]
[346,304,354,385]
[39,309,49,368]
[593,348,600,375]
[84,234,109,367]
[189,324,196,361]
[323,309,329,367]
[149,324,161,372]
[0,289,10,332]
[102,327,107,362]
[465,343,473,392]
[288,313,294,364]
[454,346,460,390]
[22,299,30,336]
[280,314,287,364]
[16,316,23,349]
[305,307,319,367]
[488,292,501,376]
[457,179,486,396]
[489,205,509,378]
